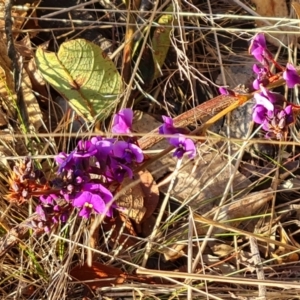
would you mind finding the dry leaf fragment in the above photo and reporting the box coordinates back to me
[116,170,159,224]
[70,261,156,290]
[206,189,273,228]
[70,262,127,290]
[162,188,273,260]
[137,169,159,221]
[272,226,300,263]
[117,176,146,223]
[0,1,30,41]
[162,243,186,261]
[250,0,292,47]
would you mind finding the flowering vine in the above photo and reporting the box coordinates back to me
[6,108,197,233]
[221,33,299,140]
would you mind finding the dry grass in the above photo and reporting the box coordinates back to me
[1,0,300,299]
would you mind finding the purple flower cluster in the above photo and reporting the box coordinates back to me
[248,33,280,90]
[249,33,297,139]
[159,116,196,159]
[16,108,197,233]
[252,87,293,139]
[35,109,144,227]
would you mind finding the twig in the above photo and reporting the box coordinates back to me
[249,236,267,299]
[136,267,300,289]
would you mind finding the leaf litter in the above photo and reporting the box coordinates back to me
[0,0,300,299]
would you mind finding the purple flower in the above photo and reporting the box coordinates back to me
[106,158,133,182]
[169,135,196,159]
[55,139,100,173]
[159,116,177,135]
[252,64,270,89]
[218,87,236,96]
[91,138,114,165]
[252,104,269,125]
[253,102,294,139]
[264,106,294,139]
[283,63,300,88]
[73,183,114,218]
[280,105,294,125]
[113,141,144,164]
[252,88,276,126]
[112,108,133,134]
[40,194,59,205]
[55,151,76,173]
[36,204,46,221]
[73,191,105,218]
[74,140,97,158]
[249,33,271,64]
[254,86,284,107]
[159,116,188,135]
[36,200,70,226]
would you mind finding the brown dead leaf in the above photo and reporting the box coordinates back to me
[163,243,186,261]
[0,2,42,130]
[0,1,30,41]
[204,188,273,231]
[70,261,157,290]
[138,169,159,221]
[0,35,15,120]
[15,35,34,58]
[292,2,300,23]
[117,177,146,223]
[211,243,235,257]
[140,214,156,237]
[250,0,292,47]
[117,170,159,223]
[273,226,299,263]
[70,262,127,290]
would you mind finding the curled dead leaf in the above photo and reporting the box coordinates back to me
[70,262,127,290]
[116,170,159,224]
[70,262,156,290]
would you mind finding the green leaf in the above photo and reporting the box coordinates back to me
[151,5,175,79]
[35,39,122,122]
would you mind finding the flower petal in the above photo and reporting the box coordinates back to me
[249,33,267,63]
[83,183,113,203]
[113,141,144,163]
[254,93,274,110]
[112,108,133,134]
[283,63,300,88]
[183,138,196,159]
[89,193,106,214]
[78,206,91,218]
[169,135,196,159]
[73,191,90,207]
[252,105,267,124]
[284,105,294,125]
